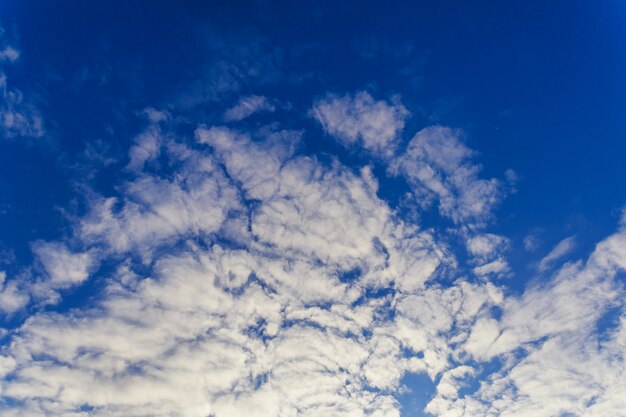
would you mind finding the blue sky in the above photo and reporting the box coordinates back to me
[0,1,625,416]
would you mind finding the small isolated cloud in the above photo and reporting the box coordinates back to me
[0,46,19,63]
[0,242,99,311]
[224,95,275,121]
[143,107,170,123]
[523,230,542,252]
[537,236,576,272]
[311,91,409,157]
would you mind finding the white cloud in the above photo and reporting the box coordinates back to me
[466,234,510,278]
[466,233,508,260]
[424,224,626,417]
[224,95,275,121]
[472,257,510,278]
[391,126,504,226]
[0,242,97,312]
[127,125,162,171]
[0,46,19,63]
[537,235,576,272]
[0,271,29,314]
[78,168,240,261]
[32,242,95,288]
[0,117,454,417]
[311,91,409,157]
[0,92,624,417]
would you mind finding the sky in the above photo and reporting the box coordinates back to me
[0,1,625,416]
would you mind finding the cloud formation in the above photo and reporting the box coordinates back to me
[0,90,623,417]
[311,91,409,157]
[391,126,505,227]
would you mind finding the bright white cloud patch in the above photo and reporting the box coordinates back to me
[0,91,624,417]
[311,91,409,157]
[466,233,510,278]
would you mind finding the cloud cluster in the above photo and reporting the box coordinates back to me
[0,91,623,417]
[428,223,626,417]
[0,119,451,416]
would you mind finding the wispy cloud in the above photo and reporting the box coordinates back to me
[0,30,44,139]
[224,95,275,121]
[537,235,576,272]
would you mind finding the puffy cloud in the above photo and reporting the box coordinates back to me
[311,91,409,157]
[466,234,508,260]
[0,113,459,416]
[78,163,241,260]
[0,271,29,314]
[391,126,504,226]
[0,242,99,309]
[224,95,275,121]
[0,121,445,416]
[32,242,95,288]
[466,234,510,278]
[0,90,624,417]
[426,225,626,417]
